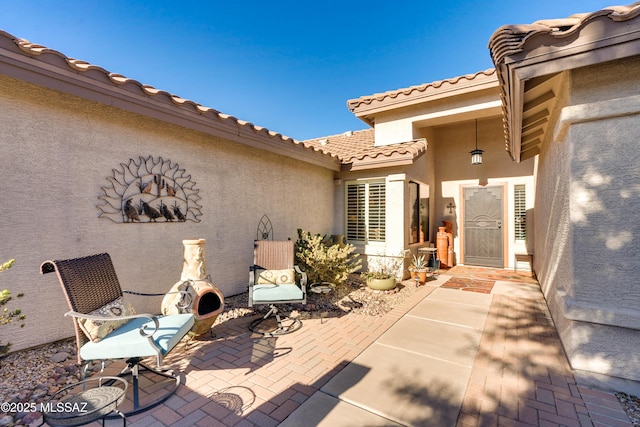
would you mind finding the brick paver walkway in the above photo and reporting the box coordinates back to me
[77,274,632,427]
[458,293,632,427]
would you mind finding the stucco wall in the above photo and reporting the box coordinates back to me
[333,153,431,278]
[373,88,501,146]
[0,77,334,351]
[535,60,640,388]
[432,117,535,266]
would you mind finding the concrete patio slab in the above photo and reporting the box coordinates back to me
[321,343,472,427]
[279,390,404,427]
[427,285,492,306]
[375,315,482,367]
[93,267,633,427]
[408,297,490,330]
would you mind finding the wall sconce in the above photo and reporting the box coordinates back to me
[470,119,483,165]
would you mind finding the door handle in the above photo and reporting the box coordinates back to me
[497,220,502,229]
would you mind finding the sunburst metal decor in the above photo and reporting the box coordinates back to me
[97,155,202,223]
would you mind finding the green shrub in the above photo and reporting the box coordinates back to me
[1,259,25,355]
[294,229,361,286]
[360,253,404,281]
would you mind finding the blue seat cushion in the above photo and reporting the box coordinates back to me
[252,283,304,303]
[80,313,194,362]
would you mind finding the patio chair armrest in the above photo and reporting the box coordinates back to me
[294,266,308,289]
[249,265,259,287]
[64,311,160,338]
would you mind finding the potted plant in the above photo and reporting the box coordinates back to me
[409,254,430,284]
[361,254,402,291]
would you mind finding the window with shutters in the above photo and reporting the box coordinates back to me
[346,180,386,244]
[514,184,526,240]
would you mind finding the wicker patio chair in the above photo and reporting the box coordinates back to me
[41,253,195,416]
[248,240,307,336]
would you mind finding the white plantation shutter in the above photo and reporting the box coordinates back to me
[346,181,385,243]
[347,184,366,240]
[514,184,526,240]
[367,182,385,242]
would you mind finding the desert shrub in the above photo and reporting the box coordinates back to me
[1,259,25,355]
[294,230,361,286]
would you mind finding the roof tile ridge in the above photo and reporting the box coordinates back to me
[609,2,640,20]
[3,30,314,150]
[13,36,57,56]
[489,3,640,65]
[297,141,342,159]
[347,140,426,161]
[347,69,496,110]
[302,128,373,143]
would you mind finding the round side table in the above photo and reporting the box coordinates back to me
[42,376,127,427]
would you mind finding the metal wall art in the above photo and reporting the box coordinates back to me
[256,215,273,240]
[98,156,202,223]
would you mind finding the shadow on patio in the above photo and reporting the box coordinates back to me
[84,271,632,426]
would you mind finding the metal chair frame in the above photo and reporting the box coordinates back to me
[41,253,194,416]
[248,240,307,336]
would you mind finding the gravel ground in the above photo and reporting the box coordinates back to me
[1,275,639,426]
[618,393,640,425]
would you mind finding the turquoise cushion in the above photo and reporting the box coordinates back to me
[252,283,303,302]
[80,313,194,362]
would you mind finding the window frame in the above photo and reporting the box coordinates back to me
[345,179,386,245]
[514,184,526,241]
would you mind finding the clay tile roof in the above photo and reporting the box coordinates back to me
[303,129,427,166]
[488,2,640,161]
[1,30,341,170]
[347,69,497,112]
[488,4,640,66]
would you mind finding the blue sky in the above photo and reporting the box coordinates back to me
[3,1,614,140]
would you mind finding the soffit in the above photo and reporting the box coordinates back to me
[0,30,341,171]
[347,69,498,125]
[303,129,427,171]
[488,2,640,162]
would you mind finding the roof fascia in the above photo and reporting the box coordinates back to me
[0,33,341,171]
[348,72,498,118]
[497,13,640,162]
[342,151,424,172]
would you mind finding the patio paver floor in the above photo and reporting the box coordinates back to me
[71,270,632,427]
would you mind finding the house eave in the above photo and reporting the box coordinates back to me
[0,30,341,171]
[347,69,498,119]
[341,150,425,172]
[489,3,640,162]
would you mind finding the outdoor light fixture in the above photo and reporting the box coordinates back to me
[470,119,483,165]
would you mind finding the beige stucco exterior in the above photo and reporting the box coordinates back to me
[431,118,536,264]
[534,59,640,387]
[0,75,335,351]
[345,72,536,272]
[3,3,638,394]
[334,153,432,266]
[489,4,640,391]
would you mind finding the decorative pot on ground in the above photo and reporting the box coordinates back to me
[409,254,429,284]
[437,227,449,268]
[410,268,429,284]
[366,277,396,291]
[162,239,224,336]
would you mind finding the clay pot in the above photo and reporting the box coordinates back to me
[366,277,396,291]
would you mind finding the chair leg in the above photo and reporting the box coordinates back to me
[102,357,181,418]
[249,304,302,336]
[131,361,140,411]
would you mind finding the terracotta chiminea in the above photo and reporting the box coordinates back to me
[162,239,224,336]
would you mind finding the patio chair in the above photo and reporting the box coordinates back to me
[248,240,307,336]
[40,253,195,416]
